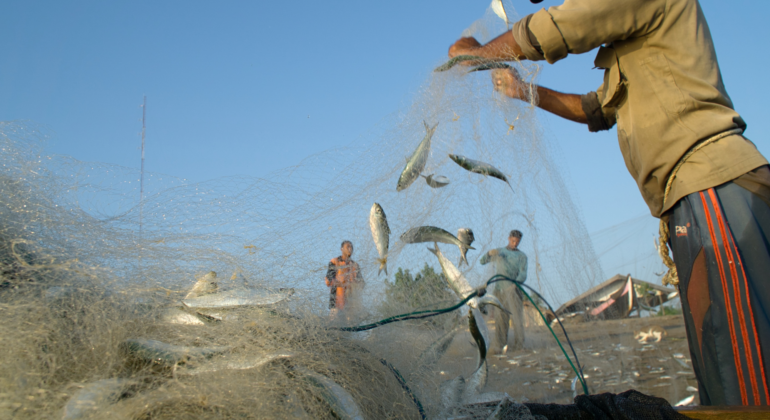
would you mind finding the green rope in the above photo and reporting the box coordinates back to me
[333,292,477,332]
[486,275,588,395]
[333,274,589,395]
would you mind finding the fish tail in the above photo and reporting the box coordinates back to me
[377,258,388,276]
[459,245,469,266]
[427,242,439,256]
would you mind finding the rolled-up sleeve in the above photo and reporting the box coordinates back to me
[527,0,666,64]
[581,91,616,132]
[512,14,545,61]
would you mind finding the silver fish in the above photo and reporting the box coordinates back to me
[421,174,450,188]
[462,307,490,402]
[427,243,508,314]
[476,294,511,315]
[449,154,513,191]
[438,307,490,415]
[185,271,218,299]
[119,338,230,365]
[427,242,473,298]
[457,228,475,248]
[490,0,510,28]
[158,307,208,325]
[178,352,292,376]
[401,226,475,266]
[295,367,365,420]
[468,306,490,368]
[397,121,438,192]
[182,287,294,309]
[62,378,133,420]
[368,203,390,276]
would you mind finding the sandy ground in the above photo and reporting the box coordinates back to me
[433,314,697,407]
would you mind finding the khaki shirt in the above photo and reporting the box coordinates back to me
[514,0,767,217]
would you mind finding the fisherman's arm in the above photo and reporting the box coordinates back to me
[479,251,493,265]
[450,0,665,65]
[449,31,525,62]
[492,68,588,124]
[492,68,617,130]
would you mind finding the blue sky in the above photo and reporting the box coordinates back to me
[2,0,768,282]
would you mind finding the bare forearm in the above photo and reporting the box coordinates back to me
[533,86,588,124]
[449,31,526,61]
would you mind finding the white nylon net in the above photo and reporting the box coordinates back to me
[0,3,694,419]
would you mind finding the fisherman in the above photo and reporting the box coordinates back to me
[446,0,770,406]
[480,229,527,353]
[325,240,364,318]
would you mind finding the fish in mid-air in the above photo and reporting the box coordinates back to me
[436,306,492,417]
[457,228,475,265]
[368,203,390,276]
[427,243,508,314]
[421,174,450,188]
[400,226,475,266]
[397,121,438,191]
[449,154,513,191]
[490,0,510,28]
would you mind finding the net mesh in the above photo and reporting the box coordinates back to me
[0,3,694,419]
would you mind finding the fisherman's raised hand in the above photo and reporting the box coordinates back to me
[492,68,529,101]
[488,249,499,257]
[449,37,482,59]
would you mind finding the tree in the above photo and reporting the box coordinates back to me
[381,264,456,312]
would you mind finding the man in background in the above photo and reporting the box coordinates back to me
[325,240,364,318]
[480,229,528,353]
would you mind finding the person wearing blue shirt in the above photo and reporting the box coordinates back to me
[480,229,528,353]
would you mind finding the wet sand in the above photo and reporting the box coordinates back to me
[434,314,696,406]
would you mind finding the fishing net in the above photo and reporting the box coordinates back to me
[0,3,693,419]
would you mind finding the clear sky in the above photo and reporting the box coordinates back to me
[2,0,768,282]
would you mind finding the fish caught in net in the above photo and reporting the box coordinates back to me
[0,2,692,419]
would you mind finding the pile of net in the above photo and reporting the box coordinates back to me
[0,3,693,419]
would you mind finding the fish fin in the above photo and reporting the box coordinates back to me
[427,242,440,256]
[377,258,388,276]
[423,120,429,131]
[479,296,511,315]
